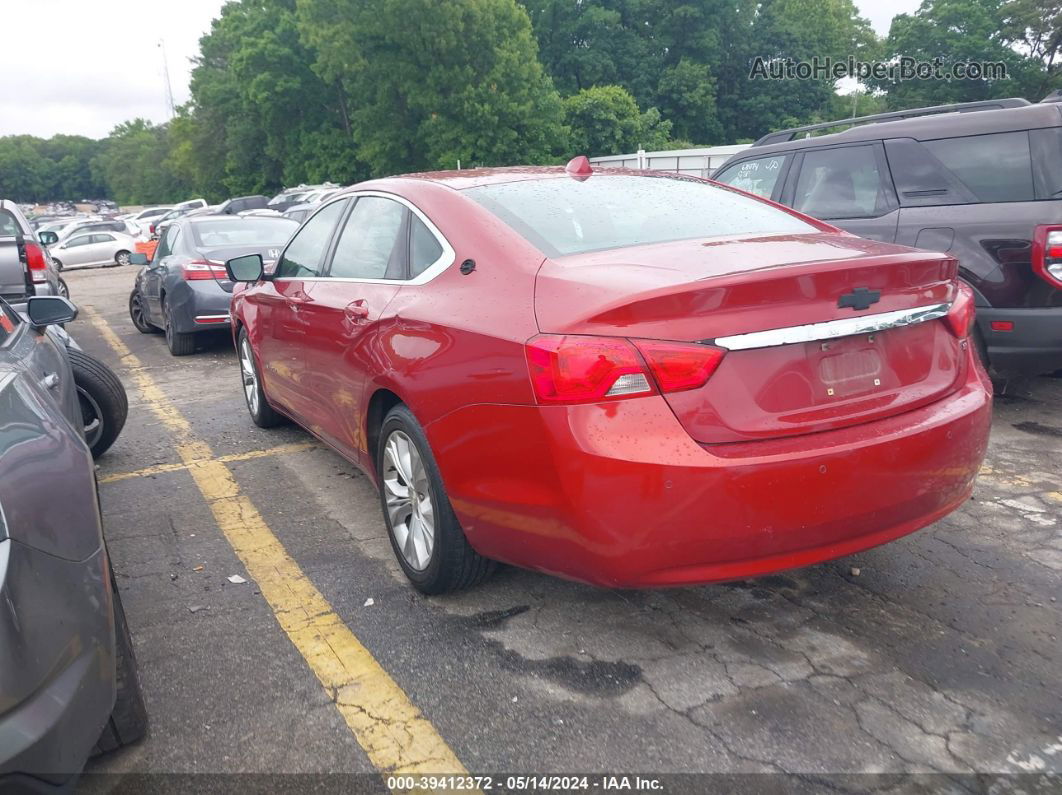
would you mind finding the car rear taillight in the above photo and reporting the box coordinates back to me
[1033,225,1062,289]
[632,339,727,392]
[149,224,156,235]
[23,242,49,284]
[944,281,976,338]
[181,260,228,281]
[525,335,725,404]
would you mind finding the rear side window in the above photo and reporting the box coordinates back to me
[276,200,348,278]
[465,175,815,257]
[793,145,892,219]
[1031,128,1062,199]
[329,197,407,280]
[409,216,444,278]
[922,131,1034,203]
[713,154,788,199]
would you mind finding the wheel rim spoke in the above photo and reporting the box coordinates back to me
[382,429,435,571]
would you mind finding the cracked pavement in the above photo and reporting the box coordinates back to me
[68,266,1061,782]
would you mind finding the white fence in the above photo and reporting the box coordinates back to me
[589,144,751,177]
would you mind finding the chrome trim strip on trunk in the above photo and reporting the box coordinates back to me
[710,302,951,351]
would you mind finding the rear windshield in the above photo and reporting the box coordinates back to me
[464,175,816,256]
[191,218,297,248]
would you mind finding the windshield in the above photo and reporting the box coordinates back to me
[191,218,297,248]
[465,174,816,256]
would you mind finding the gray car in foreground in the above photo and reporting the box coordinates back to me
[129,214,297,355]
[0,295,146,786]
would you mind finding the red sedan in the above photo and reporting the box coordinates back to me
[225,160,992,594]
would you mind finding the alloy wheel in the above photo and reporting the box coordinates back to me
[239,337,260,416]
[382,430,435,571]
[116,251,131,265]
[77,385,104,450]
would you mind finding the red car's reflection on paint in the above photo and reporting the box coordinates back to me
[228,162,991,593]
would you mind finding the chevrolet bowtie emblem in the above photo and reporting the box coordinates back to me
[838,287,881,311]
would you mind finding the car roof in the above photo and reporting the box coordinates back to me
[342,165,679,193]
[741,102,1062,158]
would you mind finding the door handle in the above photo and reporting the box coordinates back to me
[344,302,370,321]
[40,373,60,390]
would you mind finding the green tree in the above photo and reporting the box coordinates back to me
[872,0,1053,107]
[564,85,672,155]
[91,120,189,205]
[299,0,568,174]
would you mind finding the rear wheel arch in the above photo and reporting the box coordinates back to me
[366,388,405,468]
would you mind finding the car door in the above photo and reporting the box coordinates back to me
[782,143,900,242]
[295,195,409,460]
[88,233,117,265]
[56,234,97,267]
[142,225,180,322]
[712,152,793,201]
[252,198,349,424]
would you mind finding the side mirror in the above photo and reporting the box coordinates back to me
[226,253,265,282]
[27,296,78,327]
[38,231,59,245]
[129,252,149,265]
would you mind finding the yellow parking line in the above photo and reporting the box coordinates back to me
[84,308,471,785]
[98,441,321,484]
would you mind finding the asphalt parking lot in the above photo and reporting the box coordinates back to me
[67,264,1062,788]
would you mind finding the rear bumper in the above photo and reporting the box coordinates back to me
[167,281,233,334]
[977,305,1062,376]
[427,350,992,588]
[0,541,114,781]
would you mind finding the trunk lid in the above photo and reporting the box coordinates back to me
[535,233,965,443]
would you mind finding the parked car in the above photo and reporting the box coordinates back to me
[129,214,298,355]
[1,199,66,303]
[174,198,208,212]
[712,96,1062,378]
[54,218,135,243]
[226,162,992,594]
[46,231,137,270]
[282,203,316,224]
[267,183,339,213]
[216,195,269,215]
[149,206,197,240]
[0,295,146,783]
[127,206,174,238]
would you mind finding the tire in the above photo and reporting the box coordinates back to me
[52,258,63,271]
[58,278,69,298]
[237,328,283,428]
[129,290,158,334]
[163,299,196,356]
[93,556,148,755]
[377,404,494,594]
[68,347,128,458]
[114,250,131,267]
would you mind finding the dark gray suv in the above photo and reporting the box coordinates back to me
[712,96,1062,377]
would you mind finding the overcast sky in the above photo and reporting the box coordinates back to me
[0,0,920,140]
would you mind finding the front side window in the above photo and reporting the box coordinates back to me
[793,145,891,220]
[329,197,407,280]
[465,174,816,257]
[713,155,788,198]
[275,200,348,278]
[0,298,22,345]
[923,131,1034,203]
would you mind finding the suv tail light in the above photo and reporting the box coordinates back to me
[23,242,49,284]
[181,260,228,281]
[944,281,976,338]
[525,335,725,404]
[1033,225,1062,289]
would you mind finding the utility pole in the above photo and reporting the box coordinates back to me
[159,39,176,118]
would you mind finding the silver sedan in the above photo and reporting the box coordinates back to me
[48,231,138,270]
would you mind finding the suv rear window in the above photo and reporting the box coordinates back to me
[922,131,1034,203]
[465,175,816,256]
